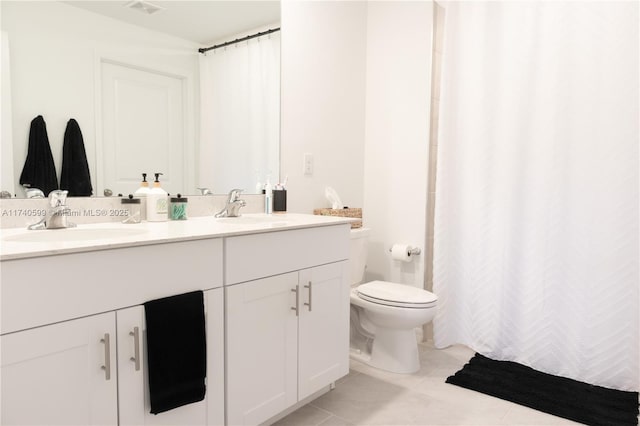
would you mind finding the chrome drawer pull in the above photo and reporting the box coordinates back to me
[100,333,111,380]
[291,285,299,316]
[304,281,313,312]
[129,327,141,371]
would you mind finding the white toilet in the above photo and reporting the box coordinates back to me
[349,228,438,374]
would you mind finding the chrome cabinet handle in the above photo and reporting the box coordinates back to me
[100,333,111,381]
[129,327,141,371]
[291,285,299,316]
[304,281,313,312]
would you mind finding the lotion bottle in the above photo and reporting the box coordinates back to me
[134,173,151,197]
[146,173,168,222]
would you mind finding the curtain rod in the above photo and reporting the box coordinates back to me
[198,27,280,54]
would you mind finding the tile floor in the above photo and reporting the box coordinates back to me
[274,342,585,426]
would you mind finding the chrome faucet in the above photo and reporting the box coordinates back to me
[197,187,214,196]
[24,186,45,199]
[215,189,246,218]
[28,190,76,230]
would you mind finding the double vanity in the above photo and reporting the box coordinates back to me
[0,214,352,425]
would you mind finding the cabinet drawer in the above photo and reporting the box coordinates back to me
[225,224,350,285]
[1,238,222,334]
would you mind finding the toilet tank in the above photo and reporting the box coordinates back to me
[349,228,370,286]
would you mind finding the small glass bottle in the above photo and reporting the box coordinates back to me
[170,194,188,220]
[121,194,141,224]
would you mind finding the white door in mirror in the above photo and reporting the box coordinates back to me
[100,62,186,196]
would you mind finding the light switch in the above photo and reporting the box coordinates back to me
[303,153,313,175]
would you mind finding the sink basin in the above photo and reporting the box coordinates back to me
[3,228,149,243]
[216,215,289,226]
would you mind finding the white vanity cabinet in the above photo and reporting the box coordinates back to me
[225,225,350,426]
[0,217,352,426]
[1,292,225,426]
[0,238,224,426]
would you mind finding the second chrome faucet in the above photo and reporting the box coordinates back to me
[215,189,246,218]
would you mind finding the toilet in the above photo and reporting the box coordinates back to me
[349,228,438,374]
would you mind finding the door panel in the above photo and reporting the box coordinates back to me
[1,313,117,426]
[298,262,349,399]
[206,288,225,426]
[100,61,185,195]
[226,273,298,425]
[117,305,207,426]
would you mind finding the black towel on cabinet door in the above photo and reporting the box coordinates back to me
[60,118,92,196]
[144,291,207,414]
[19,115,58,196]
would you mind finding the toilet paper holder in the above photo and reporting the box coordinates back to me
[388,246,421,256]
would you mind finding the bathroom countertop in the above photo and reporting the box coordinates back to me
[0,213,356,261]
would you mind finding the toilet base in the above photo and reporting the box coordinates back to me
[350,327,420,374]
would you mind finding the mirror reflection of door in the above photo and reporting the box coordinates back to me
[100,61,186,196]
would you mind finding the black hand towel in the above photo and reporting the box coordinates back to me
[144,291,207,414]
[19,115,58,196]
[60,118,92,196]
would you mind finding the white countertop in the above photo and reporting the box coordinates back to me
[0,213,355,261]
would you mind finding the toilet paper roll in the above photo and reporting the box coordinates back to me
[391,244,412,262]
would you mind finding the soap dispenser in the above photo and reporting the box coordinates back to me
[134,173,151,197]
[146,173,168,222]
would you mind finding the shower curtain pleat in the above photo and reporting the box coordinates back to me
[433,1,639,392]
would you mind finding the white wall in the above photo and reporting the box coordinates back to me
[281,0,434,290]
[363,1,433,288]
[1,1,199,196]
[280,0,367,213]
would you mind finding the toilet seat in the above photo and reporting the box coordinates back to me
[356,281,437,309]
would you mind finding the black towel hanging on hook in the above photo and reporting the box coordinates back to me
[19,115,58,196]
[60,118,92,196]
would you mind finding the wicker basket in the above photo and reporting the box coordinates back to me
[313,208,362,229]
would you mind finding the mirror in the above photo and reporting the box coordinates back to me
[0,0,280,197]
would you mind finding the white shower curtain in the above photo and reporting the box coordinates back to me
[199,31,280,193]
[433,1,638,391]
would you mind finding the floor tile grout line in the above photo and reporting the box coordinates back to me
[308,402,341,425]
[317,412,355,426]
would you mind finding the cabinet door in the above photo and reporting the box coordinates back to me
[117,306,207,426]
[226,273,299,426]
[1,312,117,425]
[205,288,225,426]
[298,262,350,400]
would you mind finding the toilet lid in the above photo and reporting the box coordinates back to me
[357,281,438,308]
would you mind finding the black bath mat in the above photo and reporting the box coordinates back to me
[446,353,638,426]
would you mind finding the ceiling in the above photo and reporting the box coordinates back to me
[64,1,280,46]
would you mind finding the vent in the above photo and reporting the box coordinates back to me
[124,1,164,15]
